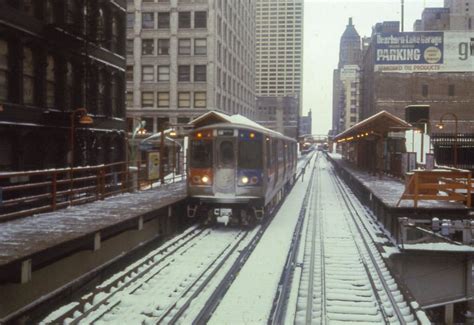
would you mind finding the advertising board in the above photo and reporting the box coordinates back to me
[374,31,474,72]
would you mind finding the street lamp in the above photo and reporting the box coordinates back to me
[69,108,93,202]
[70,108,94,167]
[129,119,147,164]
[436,112,459,168]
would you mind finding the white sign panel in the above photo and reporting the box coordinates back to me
[374,31,474,73]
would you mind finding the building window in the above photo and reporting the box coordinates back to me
[178,65,190,81]
[142,65,154,81]
[194,39,207,55]
[157,39,169,55]
[127,13,134,28]
[0,40,8,102]
[422,84,428,97]
[177,117,190,124]
[126,39,134,55]
[178,92,191,107]
[179,12,191,28]
[194,11,207,28]
[126,91,133,107]
[158,12,170,28]
[23,47,35,105]
[126,65,133,81]
[142,12,154,29]
[142,39,154,55]
[143,117,154,133]
[65,62,74,110]
[141,91,154,107]
[448,84,455,96]
[194,65,206,82]
[46,55,55,108]
[178,39,191,55]
[194,92,206,108]
[158,66,170,81]
[157,92,169,107]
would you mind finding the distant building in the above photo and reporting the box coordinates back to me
[360,17,474,168]
[444,0,474,30]
[0,0,126,171]
[126,0,257,134]
[332,18,362,135]
[256,96,298,139]
[299,110,312,136]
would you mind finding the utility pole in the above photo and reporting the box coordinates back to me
[401,0,405,32]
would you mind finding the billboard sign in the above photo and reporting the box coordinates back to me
[374,31,474,72]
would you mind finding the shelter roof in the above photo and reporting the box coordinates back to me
[333,110,412,142]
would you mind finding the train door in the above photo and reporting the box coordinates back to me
[214,136,236,194]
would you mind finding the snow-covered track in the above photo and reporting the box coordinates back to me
[268,153,319,324]
[289,157,420,324]
[329,160,421,324]
[42,227,250,324]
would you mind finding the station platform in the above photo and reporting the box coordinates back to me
[0,181,186,283]
[326,153,471,241]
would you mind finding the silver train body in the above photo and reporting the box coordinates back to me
[187,122,297,225]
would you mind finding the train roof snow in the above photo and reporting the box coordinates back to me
[190,111,296,142]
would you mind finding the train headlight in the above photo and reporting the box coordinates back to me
[251,176,259,184]
[241,176,249,184]
[201,175,210,184]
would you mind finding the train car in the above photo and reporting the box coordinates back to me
[187,113,297,226]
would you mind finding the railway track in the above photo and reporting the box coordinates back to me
[277,156,423,324]
[41,226,252,324]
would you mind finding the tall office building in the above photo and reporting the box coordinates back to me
[126,0,257,134]
[255,0,303,99]
[331,18,362,135]
[255,0,303,139]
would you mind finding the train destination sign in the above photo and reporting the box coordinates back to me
[374,31,474,73]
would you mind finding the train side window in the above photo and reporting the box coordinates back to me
[272,140,277,167]
[219,140,234,167]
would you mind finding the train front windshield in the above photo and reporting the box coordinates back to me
[238,140,262,169]
[190,140,213,168]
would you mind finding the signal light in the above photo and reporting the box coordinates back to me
[197,132,203,138]
[202,175,209,184]
[250,132,255,139]
[241,176,249,184]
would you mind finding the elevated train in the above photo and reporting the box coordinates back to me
[187,117,297,226]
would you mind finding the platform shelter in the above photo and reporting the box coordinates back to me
[333,111,412,177]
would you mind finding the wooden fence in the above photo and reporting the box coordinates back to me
[397,169,472,208]
[0,161,185,223]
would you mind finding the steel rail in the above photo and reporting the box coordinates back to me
[268,153,318,324]
[329,162,414,325]
[46,225,205,324]
[153,230,248,324]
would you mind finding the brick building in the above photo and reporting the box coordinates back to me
[0,0,126,171]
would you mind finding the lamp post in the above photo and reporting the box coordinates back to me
[69,108,93,201]
[436,112,459,168]
[129,119,147,164]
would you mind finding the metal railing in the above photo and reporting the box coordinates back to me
[0,160,186,223]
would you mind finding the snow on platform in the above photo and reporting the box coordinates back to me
[0,182,186,266]
[401,242,474,253]
[209,156,316,324]
[328,153,466,209]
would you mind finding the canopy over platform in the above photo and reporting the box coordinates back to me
[334,110,412,143]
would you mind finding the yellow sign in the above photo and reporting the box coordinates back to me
[148,151,160,180]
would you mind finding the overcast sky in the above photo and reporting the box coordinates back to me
[302,0,445,135]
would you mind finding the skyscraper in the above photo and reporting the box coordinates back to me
[255,0,304,138]
[331,18,362,135]
[126,0,257,134]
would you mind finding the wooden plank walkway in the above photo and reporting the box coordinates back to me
[0,182,186,267]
